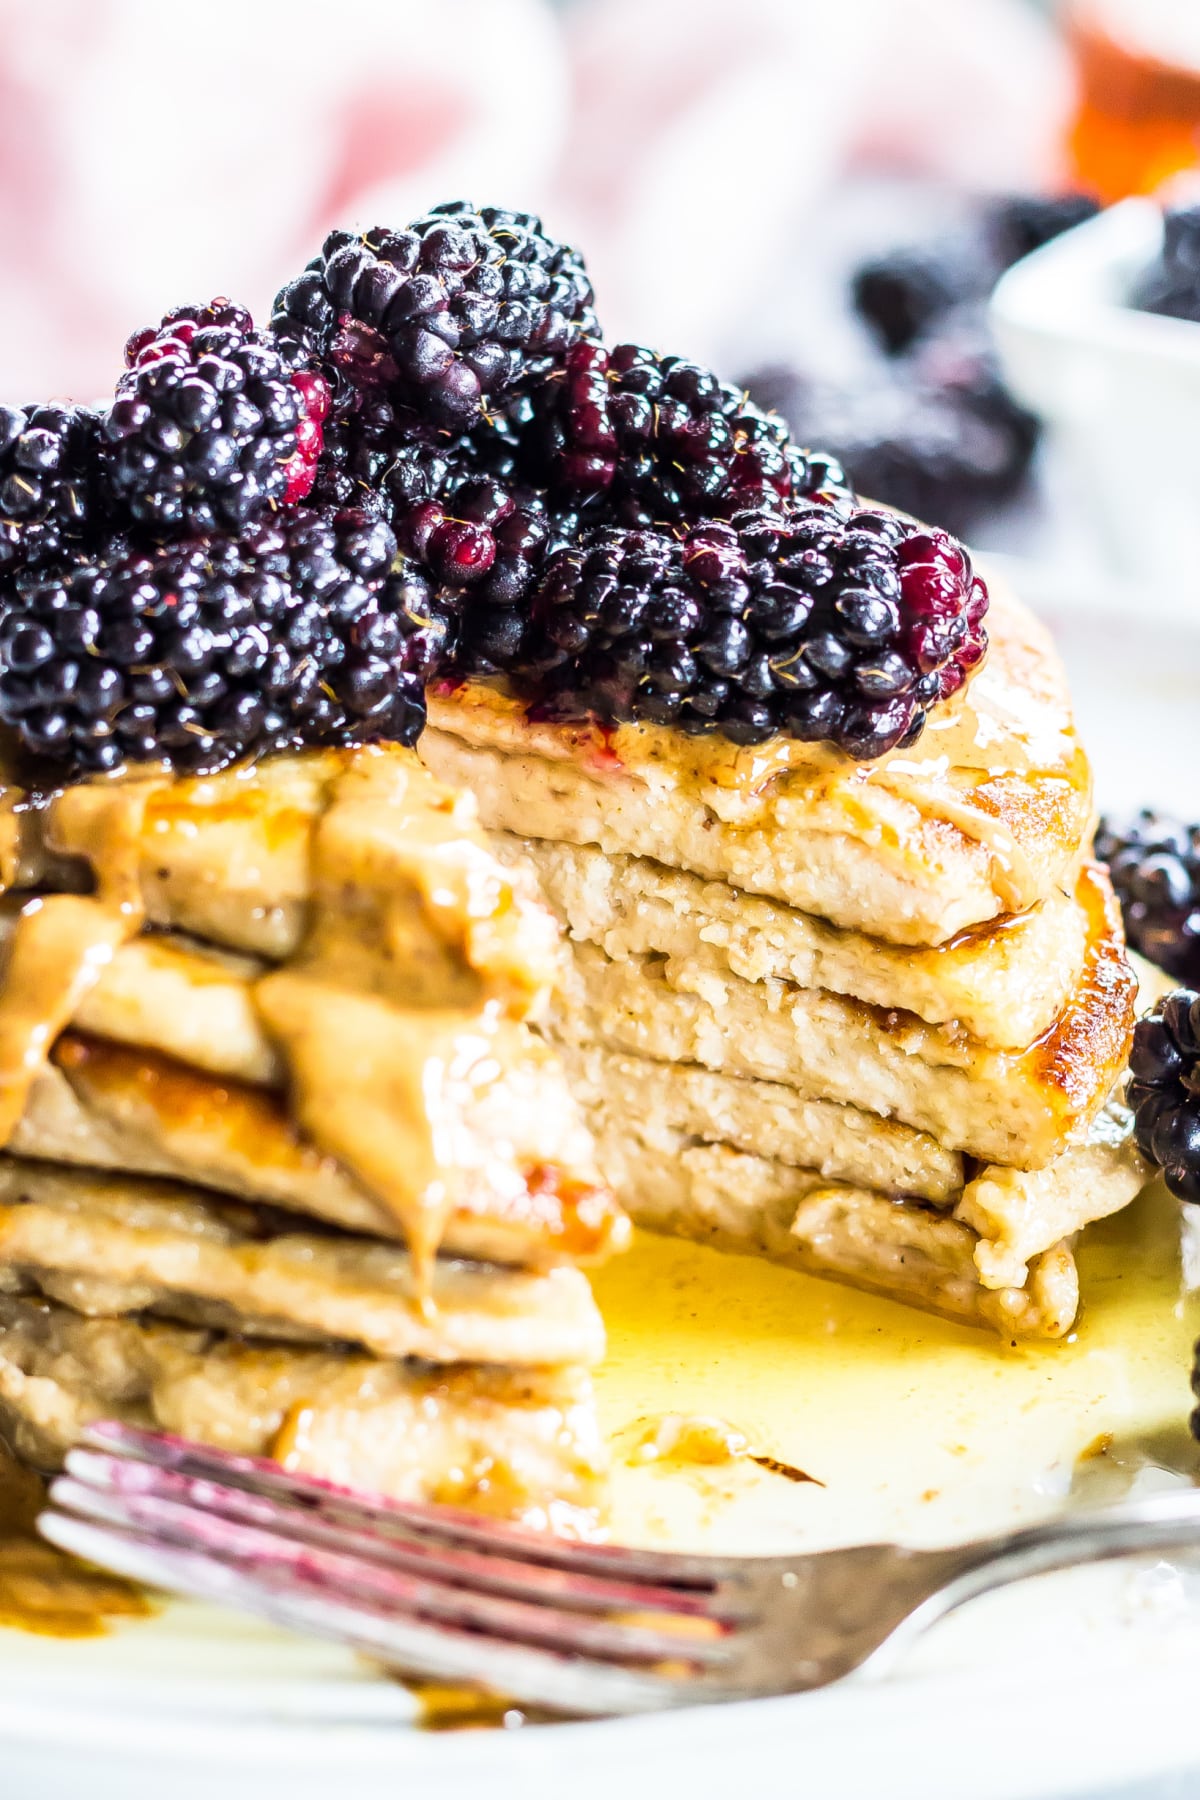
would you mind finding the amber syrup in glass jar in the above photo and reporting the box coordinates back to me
[1068,1,1200,199]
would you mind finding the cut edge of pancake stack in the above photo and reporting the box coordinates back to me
[0,743,628,1533]
[422,569,1154,1340]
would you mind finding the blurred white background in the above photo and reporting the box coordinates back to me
[0,0,1074,399]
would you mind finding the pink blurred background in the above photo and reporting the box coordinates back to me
[0,0,1075,403]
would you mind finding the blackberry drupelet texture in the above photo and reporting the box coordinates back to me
[271,205,597,430]
[513,502,987,756]
[0,405,103,575]
[527,341,853,525]
[101,299,330,536]
[0,508,431,776]
[1097,812,1200,986]
[1129,990,1200,1205]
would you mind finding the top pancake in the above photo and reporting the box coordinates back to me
[420,576,1092,947]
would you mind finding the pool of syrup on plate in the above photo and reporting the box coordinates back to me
[592,1178,1200,1555]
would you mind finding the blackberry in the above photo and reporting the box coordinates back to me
[526,341,852,527]
[852,242,985,356]
[308,394,421,516]
[1096,812,1200,986]
[101,299,330,536]
[744,356,1036,539]
[0,508,432,777]
[986,193,1099,268]
[308,394,558,640]
[853,195,1098,357]
[0,405,103,576]
[271,204,597,430]
[1133,206,1200,324]
[514,502,987,755]
[1128,990,1200,1204]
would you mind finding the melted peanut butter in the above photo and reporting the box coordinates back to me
[0,745,595,1305]
[251,747,557,1298]
[0,774,165,1144]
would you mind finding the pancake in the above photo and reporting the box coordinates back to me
[496,835,1089,1051]
[11,1040,624,1270]
[0,742,627,1529]
[420,581,1092,947]
[557,862,1135,1170]
[0,1158,604,1367]
[585,1100,1146,1338]
[0,1293,606,1527]
[18,747,563,992]
[557,1043,963,1203]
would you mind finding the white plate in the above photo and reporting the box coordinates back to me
[4,585,1200,1800]
[991,199,1200,601]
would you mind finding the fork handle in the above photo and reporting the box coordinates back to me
[936,1486,1200,1614]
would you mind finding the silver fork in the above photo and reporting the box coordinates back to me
[39,1421,1200,1718]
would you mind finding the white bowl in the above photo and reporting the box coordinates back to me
[991,198,1200,609]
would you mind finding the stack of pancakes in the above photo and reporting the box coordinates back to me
[0,745,627,1530]
[423,575,1151,1339]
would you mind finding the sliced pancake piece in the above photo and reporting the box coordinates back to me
[9,1037,626,1270]
[953,1099,1148,1289]
[558,862,1134,1170]
[557,1042,963,1203]
[787,1195,1079,1340]
[585,1105,1144,1337]
[496,835,1089,1051]
[421,581,1092,946]
[0,1159,605,1368]
[0,1294,606,1526]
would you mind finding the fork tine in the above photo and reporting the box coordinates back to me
[38,1511,718,1718]
[47,1475,735,1669]
[63,1448,738,1622]
[81,1422,749,1585]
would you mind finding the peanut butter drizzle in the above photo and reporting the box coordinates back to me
[0,774,165,1144]
[253,747,538,1302]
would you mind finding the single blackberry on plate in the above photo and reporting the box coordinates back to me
[271,204,597,430]
[853,195,1097,357]
[516,501,987,756]
[0,405,104,575]
[1096,811,1200,986]
[101,299,330,536]
[0,507,431,776]
[1128,990,1200,1204]
[526,342,853,526]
